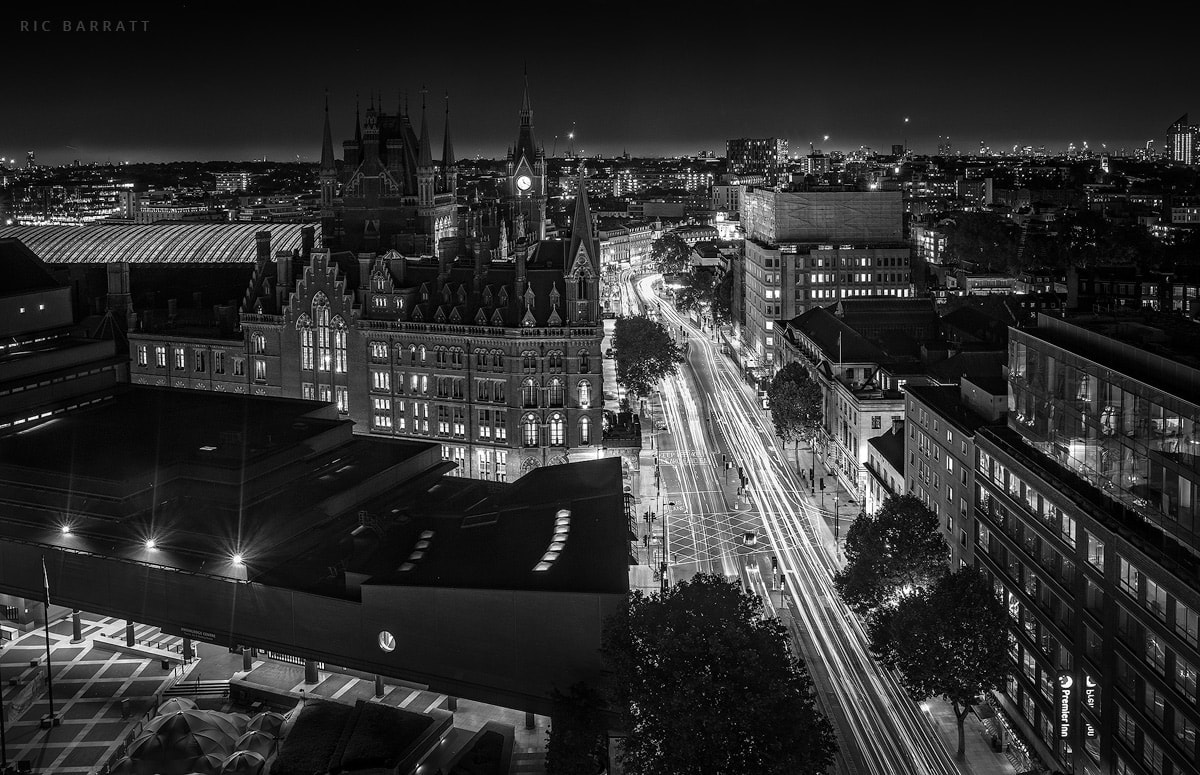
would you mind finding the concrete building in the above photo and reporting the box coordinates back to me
[905,377,1005,568]
[0,385,628,714]
[726,137,788,183]
[0,238,127,435]
[739,188,911,365]
[916,310,1200,774]
[865,422,905,515]
[774,303,928,499]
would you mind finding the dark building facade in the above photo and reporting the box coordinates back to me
[0,387,628,715]
[319,92,459,255]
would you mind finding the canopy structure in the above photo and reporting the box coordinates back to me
[0,223,317,264]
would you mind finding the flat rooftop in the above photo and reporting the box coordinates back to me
[0,388,630,597]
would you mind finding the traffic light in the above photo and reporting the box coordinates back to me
[643,535,649,547]
[771,555,778,571]
[737,466,744,479]
[820,477,825,491]
[809,468,814,480]
[722,453,727,466]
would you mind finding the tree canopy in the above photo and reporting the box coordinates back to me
[613,315,685,397]
[650,232,691,273]
[833,493,948,616]
[602,573,836,775]
[941,213,1021,273]
[546,682,608,775]
[870,567,1009,760]
[767,362,823,446]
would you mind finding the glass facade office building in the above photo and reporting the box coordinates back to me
[969,313,1200,775]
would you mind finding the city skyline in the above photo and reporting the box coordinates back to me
[5,4,1195,166]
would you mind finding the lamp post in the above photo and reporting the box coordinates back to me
[662,501,675,593]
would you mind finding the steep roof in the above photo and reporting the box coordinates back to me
[867,423,906,475]
[786,306,887,364]
[0,238,61,294]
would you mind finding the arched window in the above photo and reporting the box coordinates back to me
[579,416,592,445]
[296,314,313,370]
[474,349,487,369]
[409,344,417,364]
[491,349,505,370]
[549,414,565,446]
[332,316,348,374]
[548,378,564,407]
[252,333,266,354]
[313,294,331,372]
[522,415,539,447]
[578,380,592,409]
[547,350,563,371]
[579,349,591,373]
[435,346,447,366]
[419,345,427,363]
[522,378,538,408]
[522,350,538,373]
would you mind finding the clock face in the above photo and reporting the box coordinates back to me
[516,175,532,192]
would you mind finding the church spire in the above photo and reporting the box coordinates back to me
[568,164,596,268]
[442,91,455,170]
[520,64,532,125]
[354,95,362,148]
[418,87,433,168]
[320,91,336,172]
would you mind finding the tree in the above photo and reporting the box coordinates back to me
[710,272,733,325]
[871,567,1009,760]
[546,682,608,775]
[613,315,685,398]
[650,232,690,273]
[602,573,836,775]
[833,493,948,616]
[767,362,823,446]
[941,213,1020,273]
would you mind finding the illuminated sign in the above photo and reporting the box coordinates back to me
[1059,674,1074,738]
[1084,675,1097,738]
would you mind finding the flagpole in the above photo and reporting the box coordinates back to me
[41,557,55,724]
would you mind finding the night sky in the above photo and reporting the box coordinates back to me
[5,4,1195,166]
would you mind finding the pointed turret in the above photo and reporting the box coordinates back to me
[417,88,435,208]
[354,96,363,148]
[568,165,596,269]
[512,71,538,167]
[320,93,336,172]
[520,65,532,123]
[418,89,434,168]
[442,93,455,171]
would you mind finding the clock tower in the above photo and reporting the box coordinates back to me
[505,71,546,245]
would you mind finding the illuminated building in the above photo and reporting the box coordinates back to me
[739,188,911,365]
[214,171,258,193]
[1170,114,1197,166]
[130,173,608,484]
[917,311,1200,774]
[726,137,789,184]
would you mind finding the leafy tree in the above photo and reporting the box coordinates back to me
[650,232,691,273]
[613,315,685,397]
[602,573,836,775]
[833,493,948,616]
[767,362,823,446]
[870,567,1009,760]
[710,272,733,325]
[941,212,1020,273]
[546,682,608,775]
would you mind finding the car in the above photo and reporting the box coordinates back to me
[742,531,758,547]
[654,419,668,431]
[604,347,615,358]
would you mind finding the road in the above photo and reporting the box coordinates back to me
[633,273,960,775]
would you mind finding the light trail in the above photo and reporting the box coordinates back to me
[632,274,961,775]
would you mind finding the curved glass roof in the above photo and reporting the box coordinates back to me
[0,223,318,264]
